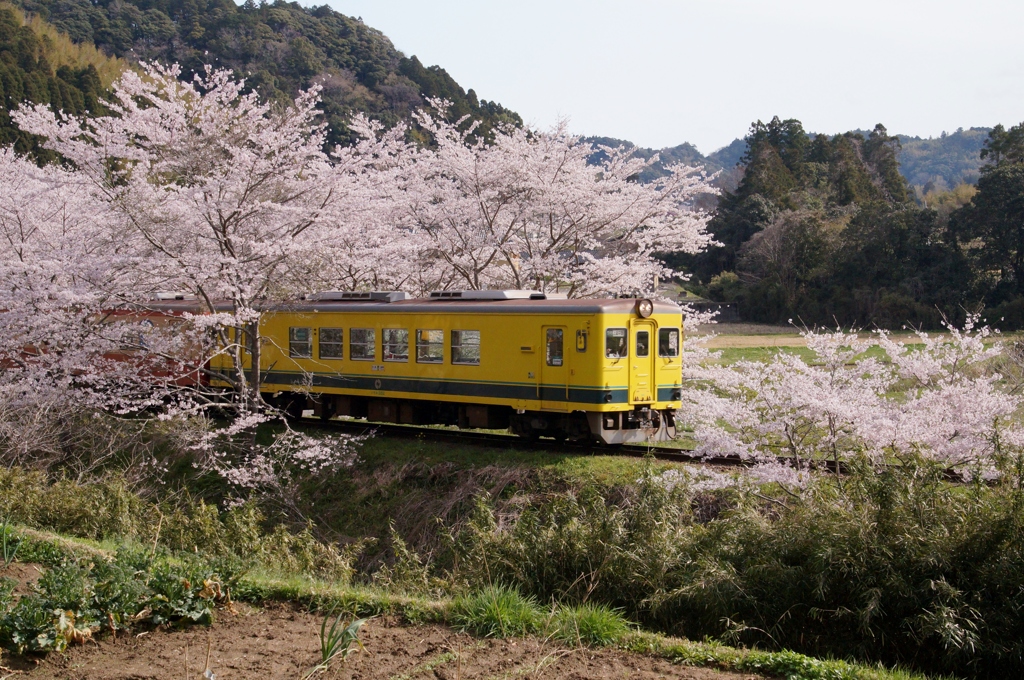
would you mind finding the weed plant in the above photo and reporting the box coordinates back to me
[303,612,367,677]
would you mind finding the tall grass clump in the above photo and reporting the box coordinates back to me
[449,585,543,638]
[547,603,631,646]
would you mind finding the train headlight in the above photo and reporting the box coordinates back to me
[636,298,654,318]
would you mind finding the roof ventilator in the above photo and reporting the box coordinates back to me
[429,290,567,301]
[152,292,197,301]
[306,291,409,302]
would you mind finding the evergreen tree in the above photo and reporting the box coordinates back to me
[952,124,1024,303]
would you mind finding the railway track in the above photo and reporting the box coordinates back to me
[297,415,847,474]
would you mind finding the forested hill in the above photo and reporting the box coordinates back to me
[7,0,521,146]
[601,127,990,194]
[896,128,990,190]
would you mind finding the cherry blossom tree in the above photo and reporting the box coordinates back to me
[398,106,716,296]
[677,317,1023,495]
[9,64,380,490]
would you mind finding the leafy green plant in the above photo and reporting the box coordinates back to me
[91,551,151,630]
[144,558,224,626]
[0,594,66,654]
[303,612,366,678]
[547,603,630,646]
[449,585,542,638]
[0,577,15,610]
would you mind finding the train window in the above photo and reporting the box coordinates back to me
[636,331,650,358]
[416,330,443,363]
[319,328,343,359]
[350,328,376,361]
[659,328,680,357]
[606,328,627,358]
[451,330,480,365]
[546,329,564,366]
[289,327,312,358]
[383,329,409,362]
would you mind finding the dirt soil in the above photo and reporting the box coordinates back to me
[0,561,43,597]
[7,601,761,680]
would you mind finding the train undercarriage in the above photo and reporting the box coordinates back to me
[269,392,677,444]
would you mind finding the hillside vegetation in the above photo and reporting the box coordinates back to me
[898,127,990,190]
[0,3,123,155]
[9,0,520,146]
[666,114,1024,329]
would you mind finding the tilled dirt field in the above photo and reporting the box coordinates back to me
[5,600,761,680]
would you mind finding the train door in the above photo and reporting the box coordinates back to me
[541,326,569,410]
[629,319,656,404]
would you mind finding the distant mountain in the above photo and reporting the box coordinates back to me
[586,136,714,182]
[8,0,521,146]
[0,0,996,192]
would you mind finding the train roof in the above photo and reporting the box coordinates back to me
[283,297,682,315]
[127,296,682,316]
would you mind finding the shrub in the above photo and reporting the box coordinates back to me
[447,472,689,608]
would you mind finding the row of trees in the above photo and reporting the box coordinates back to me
[0,63,713,488]
[683,116,1024,328]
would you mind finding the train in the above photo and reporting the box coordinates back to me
[215,290,683,444]
[139,290,684,444]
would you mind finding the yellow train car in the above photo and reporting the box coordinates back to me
[239,291,683,444]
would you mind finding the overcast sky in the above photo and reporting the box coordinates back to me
[326,0,1023,154]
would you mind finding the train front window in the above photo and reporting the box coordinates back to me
[606,328,627,358]
[350,328,375,361]
[416,330,443,363]
[546,329,563,366]
[636,331,650,357]
[383,329,409,362]
[659,328,680,357]
[319,328,343,359]
[289,327,312,358]
[451,330,480,365]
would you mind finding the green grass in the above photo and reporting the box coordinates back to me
[623,633,951,680]
[449,585,543,638]
[299,434,698,552]
[547,602,631,646]
[715,345,817,364]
